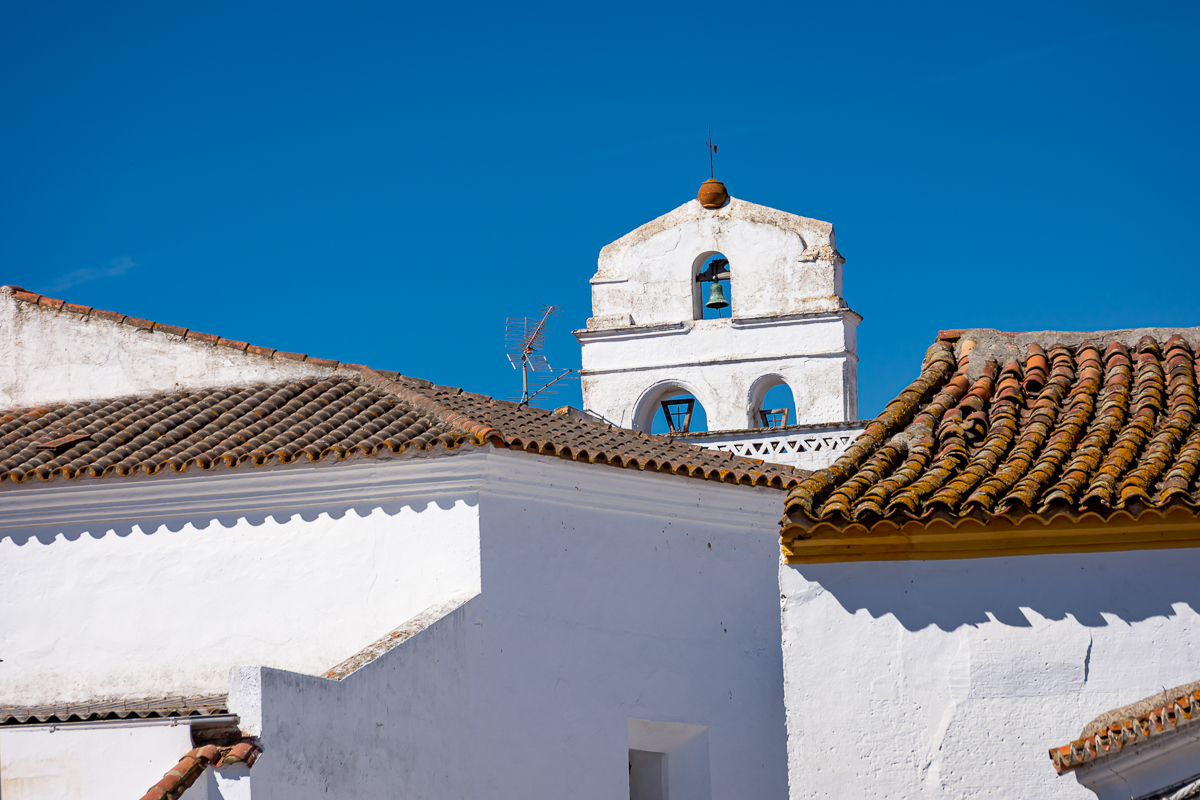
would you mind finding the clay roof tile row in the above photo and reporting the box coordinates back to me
[0,694,229,726]
[1,288,801,490]
[1050,682,1200,774]
[784,331,1200,547]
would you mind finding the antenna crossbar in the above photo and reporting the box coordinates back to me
[503,304,572,405]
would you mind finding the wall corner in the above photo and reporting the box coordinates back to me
[228,665,264,736]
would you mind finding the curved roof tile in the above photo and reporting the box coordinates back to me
[784,330,1200,545]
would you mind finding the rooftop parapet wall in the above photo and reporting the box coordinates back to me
[0,286,340,408]
[588,198,846,327]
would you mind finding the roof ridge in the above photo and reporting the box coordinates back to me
[352,368,501,444]
[2,284,383,375]
[1,288,804,491]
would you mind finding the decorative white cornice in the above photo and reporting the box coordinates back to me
[730,308,862,328]
[479,450,783,531]
[0,447,783,535]
[573,321,690,342]
[0,449,486,533]
[579,349,858,378]
[573,308,861,344]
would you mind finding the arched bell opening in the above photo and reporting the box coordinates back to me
[692,252,731,320]
[748,375,797,429]
[634,382,710,434]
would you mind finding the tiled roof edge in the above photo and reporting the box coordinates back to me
[354,368,501,444]
[140,738,261,800]
[0,694,230,726]
[783,339,959,525]
[2,286,799,492]
[1050,687,1200,775]
[359,368,799,490]
[1,285,396,378]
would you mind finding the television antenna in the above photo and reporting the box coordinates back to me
[505,305,577,406]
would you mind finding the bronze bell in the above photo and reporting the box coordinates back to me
[705,281,730,310]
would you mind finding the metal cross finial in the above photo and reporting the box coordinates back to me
[707,124,717,179]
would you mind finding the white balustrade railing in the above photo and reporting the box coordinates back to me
[678,423,866,472]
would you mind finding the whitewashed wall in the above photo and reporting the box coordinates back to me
[578,314,858,431]
[780,551,1200,799]
[0,456,482,705]
[0,720,201,800]
[236,451,792,800]
[0,287,335,408]
[588,198,844,325]
[576,198,859,431]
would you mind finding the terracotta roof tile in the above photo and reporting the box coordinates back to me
[92,308,126,323]
[0,376,471,482]
[409,381,799,487]
[139,737,260,800]
[0,370,801,488]
[0,694,229,726]
[1049,682,1200,774]
[783,330,1200,551]
[0,284,803,490]
[185,330,219,345]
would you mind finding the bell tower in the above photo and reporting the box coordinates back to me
[574,183,860,433]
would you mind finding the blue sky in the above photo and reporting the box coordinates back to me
[3,2,1198,420]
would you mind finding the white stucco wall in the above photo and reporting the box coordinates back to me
[589,198,844,325]
[0,288,337,408]
[0,720,196,800]
[576,197,859,431]
[0,455,482,705]
[780,551,1200,799]
[237,450,791,800]
[578,314,858,430]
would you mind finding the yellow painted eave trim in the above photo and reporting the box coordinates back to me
[782,510,1200,563]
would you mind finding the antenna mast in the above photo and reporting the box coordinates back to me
[505,305,577,406]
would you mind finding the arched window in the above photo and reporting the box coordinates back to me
[693,253,731,320]
[759,383,796,428]
[651,392,709,434]
[748,377,797,429]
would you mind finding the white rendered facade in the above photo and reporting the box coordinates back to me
[0,449,791,799]
[575,197,860,433]
[0,286,337,409]
[779,552,1200,799]
[9,216,1200,800]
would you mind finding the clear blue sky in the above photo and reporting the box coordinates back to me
[3,2,1198,419]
